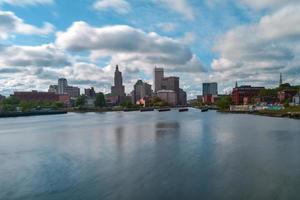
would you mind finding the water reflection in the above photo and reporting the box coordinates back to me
[155,122,180,136]
[0,110,299,200]
[115,126,124,151]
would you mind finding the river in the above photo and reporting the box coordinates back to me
[0,109,299,200]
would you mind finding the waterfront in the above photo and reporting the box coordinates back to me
[0,109,299,200]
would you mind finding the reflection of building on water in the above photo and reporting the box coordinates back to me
[115,126,124,151]
[155,122,180,136]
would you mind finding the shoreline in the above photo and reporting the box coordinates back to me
[219,110,300,120]
[0,110,67,118]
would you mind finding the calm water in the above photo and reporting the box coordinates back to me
[0,109,299,200]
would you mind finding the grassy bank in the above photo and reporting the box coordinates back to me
[219,106,300,119]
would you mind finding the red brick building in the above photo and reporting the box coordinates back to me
[58,94,71,107]
[12,91,59,102]
[232,86,264,105]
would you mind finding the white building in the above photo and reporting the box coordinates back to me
[293,94,300,105]
[58,78,68,94]
[48,78,80,99]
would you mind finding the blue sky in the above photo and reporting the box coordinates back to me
[0,0,299,98]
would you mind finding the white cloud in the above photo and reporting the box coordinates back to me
[56,21,205,74]
[0,43,70,67]
[156,22,177,32]
[211,5,300,89]
[0,11,54,39]
[239,0,299,10]
[93,0,130,14]
[0,0,54,6]
[179,32,197,44]
[154,0,195,20]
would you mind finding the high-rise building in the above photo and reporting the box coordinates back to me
[111,65,125,103]
[154,67,164,92]
[132,80,152,103]
[279,73,283,86]
[48,78,80,99]
[154,67,186,105]
[179,88,187,105]
[203,82,218,96]
[66,86,80,98]
[58,78,68,94]
[162,77,180,99]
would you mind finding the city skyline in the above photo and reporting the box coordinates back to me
[0,0,300,98]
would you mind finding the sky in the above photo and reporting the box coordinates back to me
[0,0,299,98]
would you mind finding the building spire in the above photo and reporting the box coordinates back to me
[235,81,238,88]
[279,73,283,86]
[116,65,119,72]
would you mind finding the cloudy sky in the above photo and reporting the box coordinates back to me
[0,0,299,98]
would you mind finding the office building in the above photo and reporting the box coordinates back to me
[58,78,68,94]
[111,65,125,103]
[154,67,164,92]
[203,82,218,96]
[132,80,152,103]
[85,87,96,98]
[157,90,177,106]
[66,86,80,98]
[162,77,180,98]
[154,67,185,105]
[179,89,187,105]
[48,78,80,99]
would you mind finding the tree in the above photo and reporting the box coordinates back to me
[216,96,232,110]
[76,95,86,107]
[259,89,278,97]
[95,92,106,107]
[1,97,20,112]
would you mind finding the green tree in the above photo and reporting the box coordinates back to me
[95,92,106,107]
[216,96,232,110]
[259,89,278,97]
[1,96,20,112]
[52,101,64,109]
[76,95,86,107]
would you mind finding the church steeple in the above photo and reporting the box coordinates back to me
[279,73,283,86]
[235,81,238,88]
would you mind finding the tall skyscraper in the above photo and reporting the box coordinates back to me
[111,65,125,102]
[279,73,283,86]
[203,82,218,96]
[58,78,68,94]
[154,67,164,92]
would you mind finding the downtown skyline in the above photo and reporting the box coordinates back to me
[0,0,300,98]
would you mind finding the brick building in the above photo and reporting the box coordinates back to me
[12,91,59,102]
[232,85,264,105]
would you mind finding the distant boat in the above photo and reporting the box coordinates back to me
[140,108,155,112]
[158,108,171,112]
[201,108,209,112]
[179,108,189,112]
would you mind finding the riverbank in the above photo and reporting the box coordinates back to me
[220,109,300,119]
[0,110,67,118]
[67,106,189,113]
